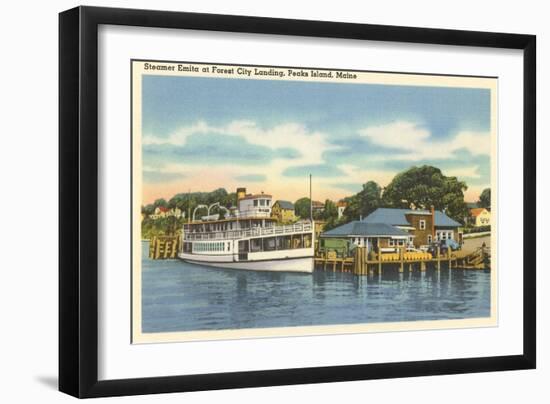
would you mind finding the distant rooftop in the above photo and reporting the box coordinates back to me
[275,200,294,210]
[470,207,489,217]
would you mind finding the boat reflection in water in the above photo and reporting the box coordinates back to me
[142,245,491,333]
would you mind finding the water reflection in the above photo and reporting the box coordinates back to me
[141,243,491,333]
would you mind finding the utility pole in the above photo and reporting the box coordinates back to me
[309,174,313,222]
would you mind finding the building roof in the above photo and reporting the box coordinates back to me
[363,208,461,227]
[157,206,169,213]
[470,207,488,217]
[275,200,294,210]
[238,193,272,200]
[322,221,409,238]
[312,200,325,208]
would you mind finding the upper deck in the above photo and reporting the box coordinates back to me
[183,221,313,241]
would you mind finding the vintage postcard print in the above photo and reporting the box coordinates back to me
[131,60,497,343]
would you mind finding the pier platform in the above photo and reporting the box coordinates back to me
[148,235,181,259]
[315,246,490,275]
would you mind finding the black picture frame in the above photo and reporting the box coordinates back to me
[59,5,536,398]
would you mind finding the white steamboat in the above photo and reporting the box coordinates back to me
[178,188,314,273]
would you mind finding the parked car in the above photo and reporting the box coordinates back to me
[427,241,449,257]
[443,238,461,251]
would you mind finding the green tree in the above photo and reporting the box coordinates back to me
[294,197,311,219]
[343,181,382,221]
[153,198,168,208]
[478,188,491,209]
[322,199,338,221]
[142,204,155,215]
[382,165,468,223]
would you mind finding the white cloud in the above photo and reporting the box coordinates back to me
[143,120,341,184]
[359,121,430,149]
[359,120,491,161]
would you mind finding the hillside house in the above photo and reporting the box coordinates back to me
[469,207,491,227]
[272,200,296,223]
[336,200,348,219]
[311,200,325,214]
[149,206,183,220]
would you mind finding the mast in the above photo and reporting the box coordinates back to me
[309,174,313,222]
[187,188,191,224]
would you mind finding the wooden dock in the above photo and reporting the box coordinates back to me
[148,235,181,259]
[314,251,355,273]
[315,246,490,275]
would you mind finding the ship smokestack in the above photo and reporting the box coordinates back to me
[237,187,246,200]
[236,187,246,209]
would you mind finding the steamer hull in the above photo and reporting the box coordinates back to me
[178,252,313,273]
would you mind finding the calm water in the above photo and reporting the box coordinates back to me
[141,241,491,333]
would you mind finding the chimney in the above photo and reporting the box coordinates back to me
[431,205,435,238]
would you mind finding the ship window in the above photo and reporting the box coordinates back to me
[238,240,249,253]
[292,234,303,249]
[253,200,258,207]
[227,242,230,251]
[303,233,312,248]
[250,238,263,252]
[279,235,291,250]
[266,200,270,206]
[263,237,277,251]
[260,199,265,206]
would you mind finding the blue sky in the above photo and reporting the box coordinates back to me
[141,75,492,203]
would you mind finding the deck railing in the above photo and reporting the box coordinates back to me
[183,222,313,241]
